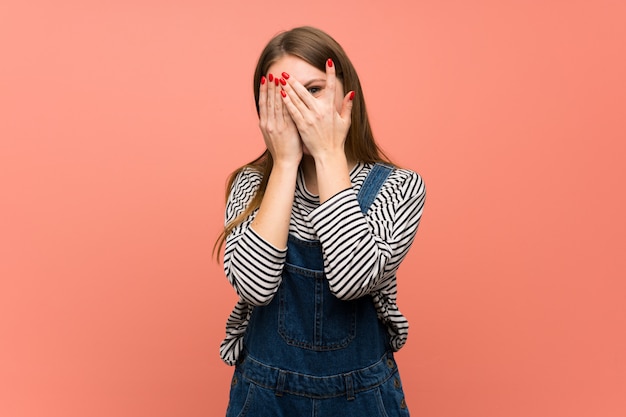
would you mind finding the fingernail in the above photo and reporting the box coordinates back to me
[261,76,266,85]
[275,77,279,86]
[268,73,274,82]
[282,72,290,79]
[280,90,286,98]
[279,78,286,86]
[327,58,333,68]
[349,91,355,100]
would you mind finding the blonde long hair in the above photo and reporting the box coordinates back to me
[214,26,392,256]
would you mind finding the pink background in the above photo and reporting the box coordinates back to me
[1,1,625,416]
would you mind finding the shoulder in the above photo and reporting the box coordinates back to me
[388,166,425,197]
[225,167,264,217]
[355,162,425,198]
[389,164,423,185]
[230,167,263,194]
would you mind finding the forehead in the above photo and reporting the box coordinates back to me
[267,55,325,80]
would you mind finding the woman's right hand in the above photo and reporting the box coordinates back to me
[249,74,301,251]
[258,74,302,166]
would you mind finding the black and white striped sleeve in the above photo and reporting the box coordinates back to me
[223,169,287,306]
[307,169,426,300]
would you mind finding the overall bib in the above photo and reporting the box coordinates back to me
[226,164,410,417]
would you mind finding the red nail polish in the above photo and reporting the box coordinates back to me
[327,58,333,68]
[280,90,286,98]
[280,78,286,86]
[349,91,355,100]
[282,72,290,79]
[268,73,274,82]
[261,76,266,85]
[274,77,279,86]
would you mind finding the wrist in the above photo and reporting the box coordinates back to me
[313,153,352,203]
[313,151,348,170]
[273,156,302,172]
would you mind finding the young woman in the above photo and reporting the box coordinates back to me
[216,26,426,417]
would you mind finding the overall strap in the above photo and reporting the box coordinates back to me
[356,163,393,214]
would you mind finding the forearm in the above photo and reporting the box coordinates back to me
[222,165,295,306]
[309,191,391,300]
[224,227,287,306]
[310,169,426,300]
[250,161,299,249]
[314,152,352,204]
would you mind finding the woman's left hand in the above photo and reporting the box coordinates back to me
[279,59,354,161]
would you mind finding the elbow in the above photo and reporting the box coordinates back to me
[233,278,281,307]
[327,266,385,301]
[246,291,277,306]
[327,281,368,301]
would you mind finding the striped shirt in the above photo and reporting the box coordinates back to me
[219,161,426,365]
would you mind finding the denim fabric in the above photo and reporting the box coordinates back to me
[226,164,409,417]
[356,163,392,214]
[226,351,409,417]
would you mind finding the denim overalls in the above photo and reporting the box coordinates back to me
[226,164,410,417]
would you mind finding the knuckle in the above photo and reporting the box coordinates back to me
[263,121,274,133]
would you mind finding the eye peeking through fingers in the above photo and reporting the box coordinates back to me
[306,86,323,96]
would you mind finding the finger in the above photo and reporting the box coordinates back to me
[258,75,268,121]
[274,76,285,119]
[279,85,293,127]
[266,73,276,124]
[340,90,355,121]
[280,84,305,126]
[278,74,306,120]
[325,58,337,106]
[281,75,315,115]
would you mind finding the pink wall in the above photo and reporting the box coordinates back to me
[1,1,625,416]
